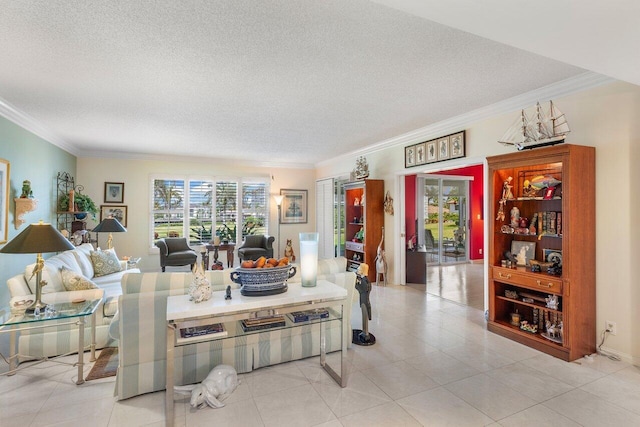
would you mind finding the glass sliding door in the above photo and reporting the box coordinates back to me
[418,176,469,264]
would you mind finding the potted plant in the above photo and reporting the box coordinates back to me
[58,192,98,219]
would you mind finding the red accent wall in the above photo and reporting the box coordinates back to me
[433,165,484,260]
[405,175,417,245]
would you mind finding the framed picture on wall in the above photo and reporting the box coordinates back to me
[104,182,124,203]
[100,205,128,227]
[280,189,307,224]
[449,131,465,159]
[438,137,450,161]
[0,158,9,243]
[405,145,416,168]
[415,142,426,165]
[427,141,437,162]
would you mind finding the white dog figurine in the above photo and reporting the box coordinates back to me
[174,364,239,409]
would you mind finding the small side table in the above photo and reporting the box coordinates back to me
[0,298,102,385]
[204,243,235,269]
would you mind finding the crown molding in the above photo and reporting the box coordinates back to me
[0,96,79,155]
[315,71,615,167]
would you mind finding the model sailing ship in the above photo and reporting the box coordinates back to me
[498,101,570,150]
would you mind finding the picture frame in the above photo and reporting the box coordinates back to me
[415,142,426,165]
[100,205,128,227]
[544,249,563,266]
[104,182,124,203]
[449,131,465,159]
[280,189,307,224]
[438,137,450,161]
[404,130,466,168]
[511,241,536,266]
[427,141,437,162]
[405,145,416,168]
[0,158,9,243]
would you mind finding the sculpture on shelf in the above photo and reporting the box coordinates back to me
[374,227,387,286]
[20,180,33,198]
[174,365,239,409]
[352,263,376,346]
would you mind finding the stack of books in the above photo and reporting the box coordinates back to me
[286,308,330,323]
[178,323,227,343]
[241,316,286,332]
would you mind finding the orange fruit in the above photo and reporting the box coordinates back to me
[241,260,254,268]
[267,257,278,266]
[255,256,267,268]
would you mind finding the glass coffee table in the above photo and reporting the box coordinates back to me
[0,298,102,384]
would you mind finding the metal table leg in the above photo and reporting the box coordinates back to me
[165,323,175,427]
[76,317,85,385]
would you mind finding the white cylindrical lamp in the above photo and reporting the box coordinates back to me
[299,232,319,287]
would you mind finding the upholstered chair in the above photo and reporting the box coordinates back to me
[237,235,275,261]
[155,237,198,272]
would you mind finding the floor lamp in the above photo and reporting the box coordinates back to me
[0,221,74,312]
[274,195,284,258]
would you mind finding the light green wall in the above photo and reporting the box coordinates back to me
[0,116,76,307]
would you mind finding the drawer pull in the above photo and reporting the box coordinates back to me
[499,272,512,279]
[536,280,553,288]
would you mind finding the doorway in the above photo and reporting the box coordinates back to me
[418,175,470,264]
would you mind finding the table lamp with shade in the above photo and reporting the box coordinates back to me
[92,216,126,249]
[0,220,74,312]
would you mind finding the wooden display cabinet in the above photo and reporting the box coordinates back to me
[343,179,384,282]
[487,144,595,361]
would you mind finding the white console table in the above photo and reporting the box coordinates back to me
[165,280,348,426]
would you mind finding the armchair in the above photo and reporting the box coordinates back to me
[155,237,198,272]
[237,235,275,261]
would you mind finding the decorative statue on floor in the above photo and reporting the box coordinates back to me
[174,364,239,409]
[374,227,387,286]
[352,263,376,346]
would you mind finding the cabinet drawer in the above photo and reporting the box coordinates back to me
[492,266,563,294]
[345,241,364,252]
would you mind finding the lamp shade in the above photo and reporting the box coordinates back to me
[0,221,74,254]
[92,217,127,233]
[274,194,284,206]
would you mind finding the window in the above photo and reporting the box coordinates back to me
[151,176,269,247]
[152,178,185,239]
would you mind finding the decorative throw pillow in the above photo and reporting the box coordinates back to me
[60,266,98,291]
[90,249,122,277]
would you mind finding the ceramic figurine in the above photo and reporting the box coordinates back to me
[284,239,296,261]
[189,264,212,303]
[174,365,239,409]
[20,180,33,198]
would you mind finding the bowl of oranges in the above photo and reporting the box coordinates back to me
[230,257,296,296]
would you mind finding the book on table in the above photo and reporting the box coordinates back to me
[241,316,286,332]
[178,323,227,343]
[286,308,330,323]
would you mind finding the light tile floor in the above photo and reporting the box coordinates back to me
[1,283,638,426]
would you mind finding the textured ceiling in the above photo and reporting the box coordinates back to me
[0,0,594,167]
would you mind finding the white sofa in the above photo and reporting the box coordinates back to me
[113,257,356,400]
[6,243,140,359]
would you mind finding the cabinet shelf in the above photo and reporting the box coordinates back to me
[488,144,595,362]
[344,179,383,282]
[496,295,561,313]
[492,319,564,347]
